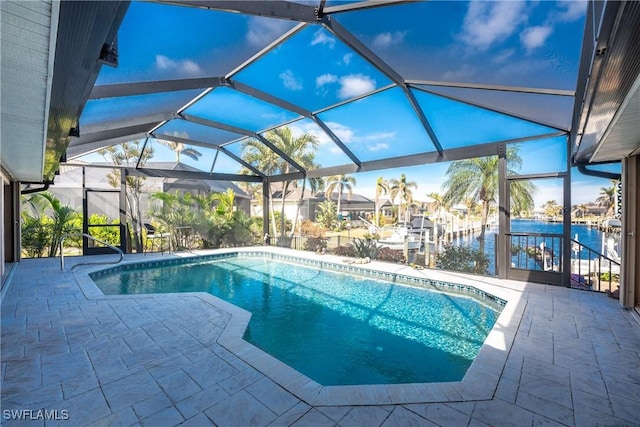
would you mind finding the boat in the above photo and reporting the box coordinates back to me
[377,227,421,251]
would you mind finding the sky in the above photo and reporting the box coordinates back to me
[77,0,617,210]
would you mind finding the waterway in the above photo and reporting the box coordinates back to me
[435,219,619,276]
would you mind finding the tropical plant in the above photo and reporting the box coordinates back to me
[572,204,589,218]
[157,139,202,162]
[435,244,489,275]
[316,200,338,229]
[290,175,323,237]
[389,174,417,223]
[242,127,319,239]
[20,192,80,257]
[324,174,356,219]
[374,177,390,227]
[542,200,563,218]
[351,238,381,259]
[596,180,618,216]
[441,147,535,250]
[98,140,153,252]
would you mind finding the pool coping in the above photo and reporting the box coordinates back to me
[73,246,526,406]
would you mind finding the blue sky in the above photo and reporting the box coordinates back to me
[80,0,617,208]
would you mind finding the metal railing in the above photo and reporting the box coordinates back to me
[60,233,124,271]
[508,232,564,272]
[570,238,620,293]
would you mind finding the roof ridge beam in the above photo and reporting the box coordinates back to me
[90,77,226,99]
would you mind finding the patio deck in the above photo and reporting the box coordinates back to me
[1,249,639,426]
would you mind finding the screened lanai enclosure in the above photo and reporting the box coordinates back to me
[7,1,640,296]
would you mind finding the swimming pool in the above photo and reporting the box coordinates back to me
[91,252,504,385]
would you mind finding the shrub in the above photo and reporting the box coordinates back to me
[332,245,355,257]
[435,244,489,275]
[300,220,323,237]
[303,237,326,252]
[377,247,406,263]
[352,238,381,259]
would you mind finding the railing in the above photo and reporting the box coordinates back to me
[60,233,124,271]
[570,238,620,293]
[508,232,564,272]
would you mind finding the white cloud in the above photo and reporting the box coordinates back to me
[324,121,354,143]
[520,25,553,51]
[279,69,303,91]
[372,31,407,49]
[367,143,389,152]
[311,29,336,48]
[492,49,515,64]
[155,55,202,76]
[338,74,376,99]
[245,17,292,47]
[342,53,353,65]
[556,0,587,22]
[316,73,338,88]
[459,2,527,51]
[363,131,396,142]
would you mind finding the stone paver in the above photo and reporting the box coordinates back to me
[2,251,639,426]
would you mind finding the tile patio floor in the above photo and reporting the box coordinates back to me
[1,249,639,426]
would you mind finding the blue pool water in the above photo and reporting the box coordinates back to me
[93,255,502,385]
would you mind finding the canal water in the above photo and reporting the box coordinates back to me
[437,219,618,276]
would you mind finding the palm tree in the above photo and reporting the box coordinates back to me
[441,147,536,250]
[98,140,153,252]
[290,175,323,237]
[572,203,588,218]
[158,139,202,162]
[324,174,356,219]
[374,177,390,227]
[596,180,617,216]
[542,200,563,218]
[242,127,319,238]
[389,174,417,224]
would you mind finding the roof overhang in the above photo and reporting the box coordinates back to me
[572,1,640,164]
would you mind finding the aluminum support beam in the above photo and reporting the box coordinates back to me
[322,17,443,154]
[152,132,265,177]
[126,167,262,183]
[180,113,306,174]
[323,0,417,14]
[412,85,570,132]
[90,77,225,99]
[406,79,575,97]
[229,80,362,166]
[158,1,320,22]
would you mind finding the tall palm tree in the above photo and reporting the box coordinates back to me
[441,147,535,250]
[572,203,589,218]
[596,180,617,216]
[374,177,390,227]
[290,175,323,237]
[542,200,563,218]
[158,139,202,163]
[389,174,417,224]
[98,140,153,252]
[324,174,356,219]
[242,127,319,238]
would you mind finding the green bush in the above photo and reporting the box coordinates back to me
[377,247,406,263]
[435,244,489,275]
[352,238,381,259]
